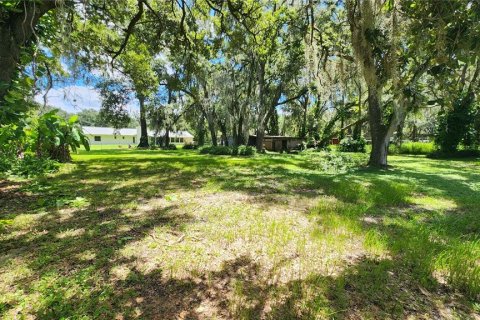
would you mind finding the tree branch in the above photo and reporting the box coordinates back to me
[274,88,308,107]
[109,0,144,67]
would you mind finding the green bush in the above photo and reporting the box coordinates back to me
[32,111,89,162]
[162,144,177,150]
[199,145,232,155]
[428,149,480,159]
[209,146,231,155]
[339,137,366,153]
[435,93,477,153]
[199,146,212,154]
[199,145,255,156]
[303,150,367,173]
[237,145,256,156]
[199,145,257,156]
[182,143,197,150]
[9,154,59,177]
[0,156,14,174]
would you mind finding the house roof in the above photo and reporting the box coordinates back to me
[82,126,137,136]
[82,126,194,138]
[147,130,194,138]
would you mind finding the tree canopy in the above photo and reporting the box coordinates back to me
[1,0,479,165]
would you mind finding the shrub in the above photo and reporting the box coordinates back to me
[199,146,212,154]
[303,150,367,173]
[428,149,480,159]
[183,143,197,150]
[162,144,177,150]
[32,111,89,162]
[9,154,59,177]
[199,145,231,155]
[199,145,256,156]
[208,145,231,155]
[435,93,477,153]
[0,157,12,173]
[237,145,256,156]
[339,137,366,153]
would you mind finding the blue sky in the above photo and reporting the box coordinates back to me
[34,84,104,113]
[33,59,139,114]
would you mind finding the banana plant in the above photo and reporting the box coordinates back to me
[33,110,90,162]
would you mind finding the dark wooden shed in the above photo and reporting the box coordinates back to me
[248,135,304,152]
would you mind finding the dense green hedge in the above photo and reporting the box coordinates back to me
[339,137,366,152]
[199,145,256,156]
[182,143,197,149]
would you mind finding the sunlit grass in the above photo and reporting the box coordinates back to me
[0,150,479,319]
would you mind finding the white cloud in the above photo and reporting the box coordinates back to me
[35,85,102,113]
[35,85,139,114]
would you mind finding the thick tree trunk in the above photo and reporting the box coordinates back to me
[138,96,149,148]
[164,128,170,147]
[369,135,389,168]
[197,113,205,146]
[203,111,217,146]
[367,87,389,167]
[49,144,72,163]
[219,121,228,146]
[208,124,217,146]
[255,60,267,152]
[0,1,56,103]
[411,123,418,141]
[236,114,244,146]
[256,122,265,152]
[395,120,405,147]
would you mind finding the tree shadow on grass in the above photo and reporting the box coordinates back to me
[305,158,480,306]
[2,152,479,318]
[33,254,475,319]
[0,197,196,318]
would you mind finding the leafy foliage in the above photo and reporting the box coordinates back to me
[199,145,232,155]
[30,110,90,162]
[435,93,478,153]
[96,80,132,129]
[237,145,256,156]
[8,154,59,178]
[339,137,366,153]
[163,144,177,150]
[182,143,197,150]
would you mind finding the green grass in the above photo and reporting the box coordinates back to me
[389,141,435,155]
[1,149,479,319]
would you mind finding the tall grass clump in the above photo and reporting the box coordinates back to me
[389,142,435,155]
[436,240,480,299]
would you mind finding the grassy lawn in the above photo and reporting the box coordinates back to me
[1,149,479,319]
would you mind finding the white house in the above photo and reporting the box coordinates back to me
[83,126,138,145]
[147,129,194,145]
[82,126,194,146]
